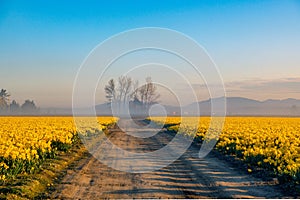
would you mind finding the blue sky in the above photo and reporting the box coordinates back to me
[0,0,299,107]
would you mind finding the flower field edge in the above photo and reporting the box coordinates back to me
[0,116,117,198]
[150,116,300,187]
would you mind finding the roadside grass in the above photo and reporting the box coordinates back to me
[0,139,88,200]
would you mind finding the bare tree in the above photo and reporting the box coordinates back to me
[117,76,133,114]
[139,77,160,109]
[116,76,132,103]
[117,76,124,103]
[139,85,146,105]
[105,76,133,115]
[123,76,132,103]
[104,76,159,116]
[104,79,116,103]
[131,80,139,100]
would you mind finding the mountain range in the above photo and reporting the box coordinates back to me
[94,97,300,116]
[183,97,300,116]
[40,97,300,116]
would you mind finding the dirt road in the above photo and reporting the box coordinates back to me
[49,120,286,199]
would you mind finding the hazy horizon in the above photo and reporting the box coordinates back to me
[41,95,300,109]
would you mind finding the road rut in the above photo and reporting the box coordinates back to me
[49,120,285,199]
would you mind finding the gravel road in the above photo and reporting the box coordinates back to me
[49,120,286,199]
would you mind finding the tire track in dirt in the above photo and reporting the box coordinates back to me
[48,120,286,199]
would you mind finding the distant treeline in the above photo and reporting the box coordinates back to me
[0,89,39,115]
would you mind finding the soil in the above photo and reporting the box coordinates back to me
[47,120,291,199]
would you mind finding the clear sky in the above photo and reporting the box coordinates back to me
[0,0,299,107]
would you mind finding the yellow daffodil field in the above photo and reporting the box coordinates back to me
[2,116,300,186]
[151,117,300,184]
[0,117,117,182]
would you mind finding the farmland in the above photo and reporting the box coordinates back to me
[0,116,116,182]
[151,117,300,185]
[0,116,299,198]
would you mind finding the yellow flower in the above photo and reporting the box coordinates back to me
[0,116,117,179]
[0,162,9,170]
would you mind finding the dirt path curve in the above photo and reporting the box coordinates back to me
[49,120,286,199]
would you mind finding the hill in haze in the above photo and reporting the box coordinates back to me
[182,97,300,116]
[38,97,300,116]
[94,97,300,116]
